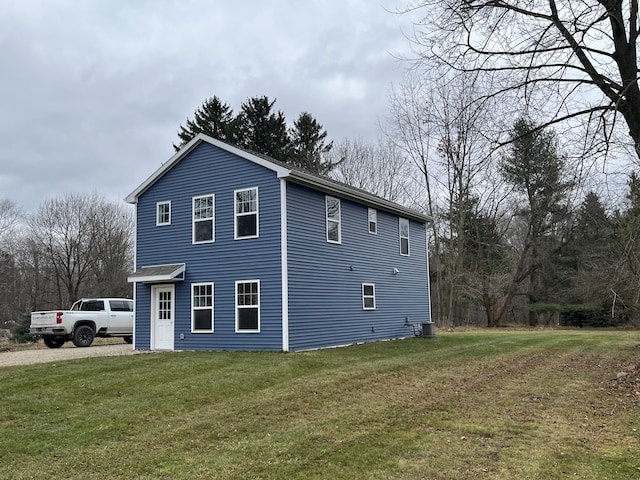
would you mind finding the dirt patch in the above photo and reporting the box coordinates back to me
[0,339,146,367]
[0,336,123,353]
[610,360,640,406]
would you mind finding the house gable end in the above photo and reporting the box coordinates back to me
[132,140,285,351]
[126,134,291,204]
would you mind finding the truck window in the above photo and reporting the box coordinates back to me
[109,300,132,312]
[80,300,105,311]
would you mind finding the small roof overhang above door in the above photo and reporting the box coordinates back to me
[128,263,186,283]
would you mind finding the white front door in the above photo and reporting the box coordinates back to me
[151,285,175,351]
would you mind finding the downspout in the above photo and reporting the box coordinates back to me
[131,200,138,350]
[280,178,290,352]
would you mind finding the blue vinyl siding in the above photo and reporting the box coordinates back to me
[133,142,282,351]
[286,182,430,351]
[134,283,151,348]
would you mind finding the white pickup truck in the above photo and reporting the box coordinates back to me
[30,298,134,348]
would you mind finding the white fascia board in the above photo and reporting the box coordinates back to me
[125,133,291,204]
[209,137,291,177]
[125,136,202,204]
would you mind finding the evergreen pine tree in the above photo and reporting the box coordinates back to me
[500,118,573,325]
[173,96,234,151]
[235,96,291,160]
[289,112,335,175]
[173,95,335,172]
[567,191,615,320]
[575,192,611,250]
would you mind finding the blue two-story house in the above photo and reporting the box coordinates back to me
[126,133,431,351]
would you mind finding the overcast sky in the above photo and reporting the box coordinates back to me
[0,0,417,212]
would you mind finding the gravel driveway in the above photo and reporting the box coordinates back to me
[0,343,145,367]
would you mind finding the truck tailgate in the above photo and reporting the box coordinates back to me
[30,311,61,327]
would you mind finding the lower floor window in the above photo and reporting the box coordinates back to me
[192,283,213,332]
[362,283,376,310]
[236,280,260,332]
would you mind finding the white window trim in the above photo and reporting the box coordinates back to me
[235,279,260,333]
[326,196,341,244]
[399,217,410,256]
[362,283,376,310]
[368,208,377,234]
[192,194,215,244]
[191,282,214,333]
[234,187,259,240]
[156,201,171,226]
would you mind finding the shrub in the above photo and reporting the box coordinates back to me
[10,314,38,343]
[558,304,629,328]
[526,303,630,328]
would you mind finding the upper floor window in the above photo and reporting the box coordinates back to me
[192,283,214,333]
[193,194,215,244]
[157,201,171,226]
[368,208,377,234]
[399,218,410,256]
[326,196,341,244]
[235,187,259,239]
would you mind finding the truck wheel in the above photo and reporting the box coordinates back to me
[123,336,133,344]
[72,325,95,347]
[43,337,65,349]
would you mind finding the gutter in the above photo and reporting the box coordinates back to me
[282,170,432,224]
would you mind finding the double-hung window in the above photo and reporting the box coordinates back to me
[157,201,171,226]
[399,218,410,256]
[192,283,213,333]
[368,208,377,234]
[326,196,341,243]
[362,283,376,310]
[236,280,260,332]
[235,187,258,239]
[193,194,214,244]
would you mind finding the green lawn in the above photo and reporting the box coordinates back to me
[1,330,639,479]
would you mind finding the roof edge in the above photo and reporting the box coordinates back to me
[124,134,430,223]
[125,134,290,204]
[127,263,186,283]
[287,170,432,223]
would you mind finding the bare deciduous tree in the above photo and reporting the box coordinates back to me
[0,199,20,242]
[0,199,23,325]
[328,138,421,207]
[385,69,503,327]
[27,193,133,308]
[88,200,134,299]
[405,0,640,159]
[28,193,98,307]
[385,71,436,218]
